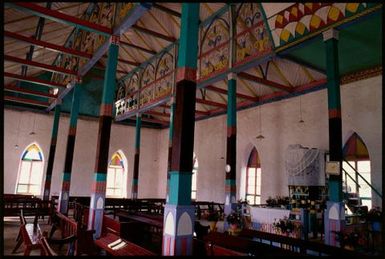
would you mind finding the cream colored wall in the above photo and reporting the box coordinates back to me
[4,110,161,199]
[4,76,382,208]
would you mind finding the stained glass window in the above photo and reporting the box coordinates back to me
[191,153,198,200]
[16,143,44,195]
[106,151,125,197]
[246,147,262,205]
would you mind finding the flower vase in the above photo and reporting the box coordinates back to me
[209,221,217,232]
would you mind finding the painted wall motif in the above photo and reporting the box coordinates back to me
[269,3,378,47]
[198,13,230,80]
[235,3,273,66]
[115,72,140,117]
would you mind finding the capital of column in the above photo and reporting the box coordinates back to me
[228,72,237,81]
[110,35,120,45]
[323,29,339,41]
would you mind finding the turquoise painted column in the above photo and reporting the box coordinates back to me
[43,102,61,201]
[88,36,119,238]
[322,29,344,247]
[58,80,81,214]
[131,113,141,199]
[162,3,199,256]
[224,3,238,222]
[224,72,237,217]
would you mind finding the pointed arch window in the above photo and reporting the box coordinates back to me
[16,143,44,195]
[342,133,372,209]
[191,153,198,200]
[106,151,125,197]
[246,147,261,205]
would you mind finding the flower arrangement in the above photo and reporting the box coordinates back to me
[266,196,290,208]
[273,216,294,234]
[226,211,243,228]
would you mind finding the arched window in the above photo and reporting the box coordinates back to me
[16,143,44,195]
[106,151,126,197]
[246,147,261,205]
[191,153,198,200]
[342,133,372,209]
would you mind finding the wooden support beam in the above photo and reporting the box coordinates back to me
[120,40,157,55]
[205,85,258,102]
[4,72,67,88]
[4,30,92,59]
[5,54,78,76]
[160,103,210,116]
[238,72,294,93]
[4,95,51,107]
[5,84,57,98]
[152,3,181,18]
[144,110,170,118]
[141,116,169,125]
[8,2,112,36]
[131,24,176,42]
[196,98,227,109]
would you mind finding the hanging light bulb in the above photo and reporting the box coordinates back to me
[256,86,265,140]
[298,95,304,124]
[29,115,36,135]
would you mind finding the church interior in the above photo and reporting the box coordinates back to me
[2,2,384,257]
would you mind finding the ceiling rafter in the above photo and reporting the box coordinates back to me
[152,4,181,18]
[7,2,112,36]
[238,72,294,93]
[270,60,293,87]
[205,85,259,102]
[5,72,67,88]
[5,84,57,99]
[4,95,51,107]
[119,40,156,55]
[5,54,78,76]
[131,24,176,42]
[196,98,227,109]
[136,20,166,50]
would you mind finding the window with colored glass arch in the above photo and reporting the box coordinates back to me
[342,133,372,210]
[16,143,44,195]
[246,147,261,205]
[191,153,198,200]
[106,151,125,197]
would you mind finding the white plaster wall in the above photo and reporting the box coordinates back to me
[155,76,382,208]
[4,109,160,199]
[4,76,382,208]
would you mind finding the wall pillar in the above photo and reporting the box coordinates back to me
[43,102,61,201]
[58,80,81,214]
[131,113,141,199]
[162,3,199,256]
[166,99,175,203]
[224,72,237,218]
[88,36,119,239]
[323,28,345,247]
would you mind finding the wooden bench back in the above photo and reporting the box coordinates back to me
[40,235,57,256]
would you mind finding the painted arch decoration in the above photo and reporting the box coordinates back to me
[22,143,43,161]
[343,132,369,160]
[115,72,140,117]
[235,3,274,66]
[269,3,379,47]
[198,11,230,80]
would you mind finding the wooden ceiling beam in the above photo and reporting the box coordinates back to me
[131,24,176,42]
[152,4,181,18]
[4,30,92,59]
[119,40,156,55]
[205,85,259,102]
[5,54,78,76]
[238,72,294,93]
[5,72,67,88]
[4,95,51,107]
[196,98,227,109]
[4,84,57,98]
[7,2,112,36]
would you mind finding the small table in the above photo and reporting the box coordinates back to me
[95,233,155,256]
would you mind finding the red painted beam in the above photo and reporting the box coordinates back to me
[132,24,176,42]
[5,54,78,76]
[11,2,112,36]
[4,95,51,107]
[152,4,181,18]
[205,85,259,102]
[5,84,57,98]
[160,103,210,116]
[196,98,227,109]
[141,116,169,125]
[145,110,170,118]
[5,72,67,88]
[238,72,294,93]
[4,30,92,59]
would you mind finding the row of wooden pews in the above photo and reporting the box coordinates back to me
[4,194,52,218]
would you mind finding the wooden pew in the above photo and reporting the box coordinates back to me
[4,196,51,217]
[39,231,57,256]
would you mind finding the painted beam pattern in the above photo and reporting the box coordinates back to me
[58,82,81,214]
[131,114,142,199]
[43,104,61,201]
[88,36,119,239]
[163,3,199,256]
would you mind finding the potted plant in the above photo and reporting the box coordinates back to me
[273,216,294,236]
[226,211,242,235]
